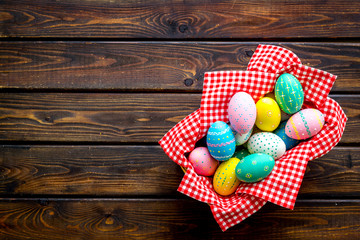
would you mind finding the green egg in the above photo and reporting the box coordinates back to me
[235,153,275,183]
[275,73,304,114]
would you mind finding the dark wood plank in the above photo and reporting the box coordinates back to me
[0,93,358,143]
[1,42,359,92]
[300,147,360,198]
[0,93,200,143]
[1,0,359,39]
[334,95,360,144]
[0,199,358,239]
[0,145,183,196]
[0,145,358,198]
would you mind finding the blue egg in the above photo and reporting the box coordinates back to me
[273,121,300,151]
[207,121,236,161]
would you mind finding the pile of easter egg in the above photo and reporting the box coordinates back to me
[188,73,325,196]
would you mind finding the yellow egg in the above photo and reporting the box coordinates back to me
[255,97,281,132]
[213,157,240,196]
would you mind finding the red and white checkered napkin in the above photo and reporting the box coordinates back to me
[159,44,347,231]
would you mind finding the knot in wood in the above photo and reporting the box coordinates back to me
[105,216,114,225]
[179,24,189,33]
[184,78,194,86]
[245,50,254,57]
[38,199,49,206]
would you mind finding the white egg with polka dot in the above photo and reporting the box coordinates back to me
[247,132,286,160]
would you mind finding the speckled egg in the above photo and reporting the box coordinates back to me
[273,121,300,151]
[213,157,240,196]
[275,73,304,114]
[247,132,286,160]
[235,126,253,146]
[233,148,250,160]
[207,121,236,161]
[255,97,281,131]
[188,147,219,176]
[285,108,325,140]
[235,153,275,183]
[228,92,256,135]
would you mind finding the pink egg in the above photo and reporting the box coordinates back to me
[228,92,256,134]
[285,108,325,140]
[188,147,219,176]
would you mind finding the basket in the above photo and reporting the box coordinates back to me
[159,44,347,231]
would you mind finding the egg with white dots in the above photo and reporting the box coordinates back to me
[255,97,281,132]
[206,121,236,161]
[228,92,256,135]
[213,157,241,196]
[235,153,275,183]
[247,132,286,160]
[275,73,304,114]
[285,108,325,140]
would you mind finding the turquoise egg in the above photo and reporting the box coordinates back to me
[235,153,275,183]
[273,121,300,151]
[207,121,236,161]
[275,73,304,114]
[233,148,250,160]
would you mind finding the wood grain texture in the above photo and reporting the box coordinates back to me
[300,147,360,198]
[1,42,359,92]
[1,0,359,39]
[0,93,357,143]
[0,145,183,196]
[0,93,200,143]
[0,199,358,240]
[1,0,359,237]
[0,145,358,198]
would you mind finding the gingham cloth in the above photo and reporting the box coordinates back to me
[159,44,347,231]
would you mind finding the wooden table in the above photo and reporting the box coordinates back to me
[1,1,359,239]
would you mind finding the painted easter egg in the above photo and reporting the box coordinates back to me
[275,73,304,114]
[247,132,286,160]
[228,92,256,135]
[255,97,281,132]
[213,157,241,196]
[207,121,236,161]
[235,153,275,183]
[188,147,219,176]
[273,121,300,151]
[235,126,253,146]
[285,108,325,140]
